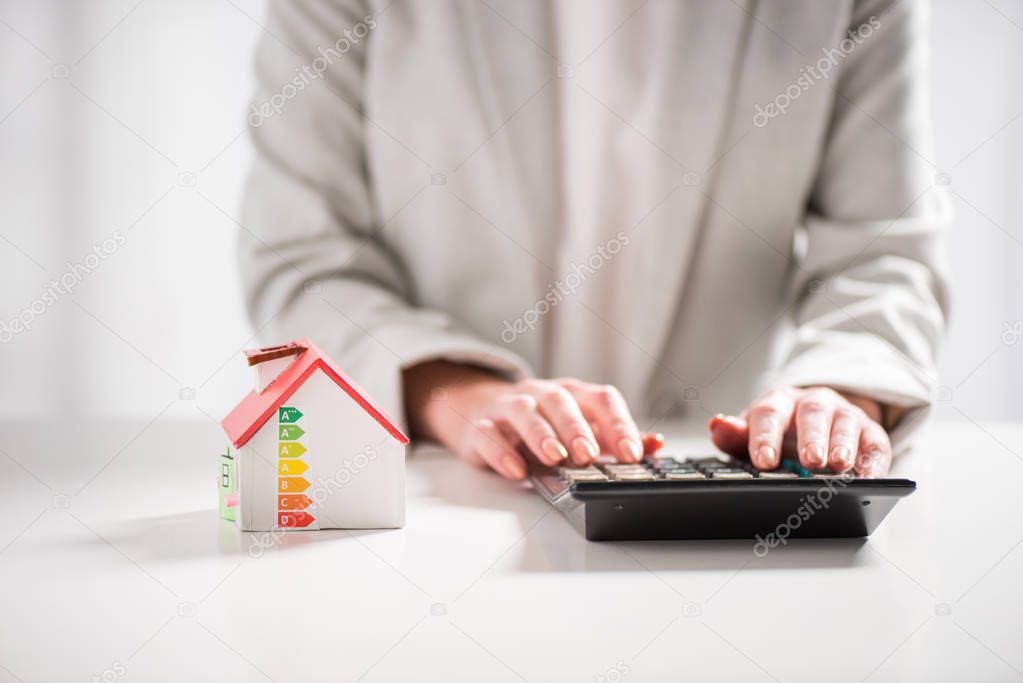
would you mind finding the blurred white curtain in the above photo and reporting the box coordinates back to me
[930,0,1023,420]
[0,0,1020,420]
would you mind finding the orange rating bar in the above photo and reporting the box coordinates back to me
[278,477,310,493]
[278,494,313,510]
[278,459,309,476]
[278,511,315,528]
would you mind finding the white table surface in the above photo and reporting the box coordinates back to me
[1,418,1022,683]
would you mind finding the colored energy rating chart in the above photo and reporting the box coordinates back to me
[277,406,316,529]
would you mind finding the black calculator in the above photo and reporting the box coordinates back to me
[529,453,915,541]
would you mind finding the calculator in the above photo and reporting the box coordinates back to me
[529,453,915,541]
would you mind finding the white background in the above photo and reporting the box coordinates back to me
[1,0,1020,423]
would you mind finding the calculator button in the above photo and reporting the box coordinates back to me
[689,456,728,466]
[560,467,608,482]
[756,471,799,479]
[610,471,656,481]
[564,472,609,482]
[650,457,681,468]
[710,470,755,479]
[664,471,707,480]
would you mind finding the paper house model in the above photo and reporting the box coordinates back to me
[220,339,409,531]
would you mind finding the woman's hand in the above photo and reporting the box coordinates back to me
[707,386,892,477]
[405,361,644,480]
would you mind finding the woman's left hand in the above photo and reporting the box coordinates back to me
[707,386,891,477]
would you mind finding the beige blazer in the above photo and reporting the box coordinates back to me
[239,0,949,448]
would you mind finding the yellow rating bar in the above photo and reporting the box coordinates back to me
[278,459,309,476]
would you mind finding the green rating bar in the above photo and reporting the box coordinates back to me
[279,424,305,440]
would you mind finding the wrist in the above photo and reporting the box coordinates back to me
[404,360,510,448]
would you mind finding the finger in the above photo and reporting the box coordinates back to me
[526,383,599,465]
[642,432,665,455]
[827,406,861,472]
[566,383,643,463]
[708,414,749,459]
[747,390,796,470]
[495,394,566,466]
[470,418,527,480]
[856,420,892,478]
[795,390,836,470]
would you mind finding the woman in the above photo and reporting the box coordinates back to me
[239,0,948,480]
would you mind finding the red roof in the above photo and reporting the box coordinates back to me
[221,338,409,448]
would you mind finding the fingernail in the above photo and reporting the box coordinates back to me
[803,442,826,469]
[572,436,598,465]
[831,445,853,469]
[708,413,725,429]
[502,454,526,480]
[642,432,665,455]
[540,437,568,464]
[857,449,877,470]
[858,449,885,478]
[619,438,642,463]
[757,445,778,469]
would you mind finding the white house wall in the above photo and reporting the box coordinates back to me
[235,367,405,531]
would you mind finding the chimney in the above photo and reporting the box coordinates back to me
[244,342,305,393]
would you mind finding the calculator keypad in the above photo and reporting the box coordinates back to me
[559,454,834,484]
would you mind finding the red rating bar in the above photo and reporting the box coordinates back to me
[278,511,315,528]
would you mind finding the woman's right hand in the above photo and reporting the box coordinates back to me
[405,361,646,480]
